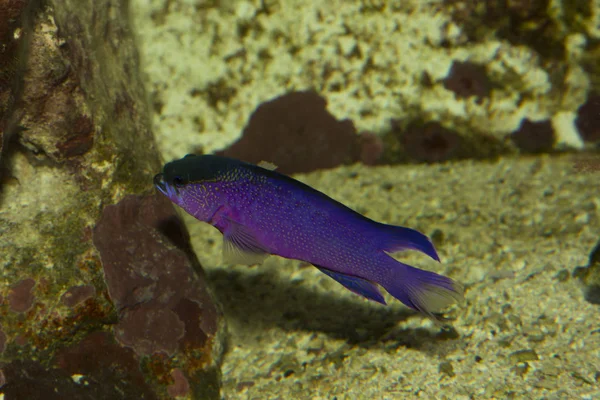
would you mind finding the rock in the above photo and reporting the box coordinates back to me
[215,90,360,174]
[0,0,35,162]
[510,118,556,154]
[575,93,600,144]
[382,119,509,164]
[442,61,491,103]
[93,193,224,397]
[0,0,224,398]
[134,1,595,163]
[573,239,600,305]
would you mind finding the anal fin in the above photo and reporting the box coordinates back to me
[315,265,386,304]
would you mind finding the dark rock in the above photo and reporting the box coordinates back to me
[216,90,360,174]
[358,131,384,166]
[575,93,600,143]
[0,0,36,162]
[53,331,158,400]
[574,239,600,305]
[60,285,96,308]
[0,327,6,353]
[510,118,555,153]
[401,121,463,163]
[0,360,95,400]
[114,305,186,357]
[2,352,157,399]
[93,193,224,388]
[443,61,491,102]
[383,118,511,164]
[8,278,35,313]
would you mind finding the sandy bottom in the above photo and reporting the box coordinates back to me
[179,155,599,399]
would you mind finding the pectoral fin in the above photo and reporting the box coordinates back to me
[314,265,386,304]
[222,219,270,265]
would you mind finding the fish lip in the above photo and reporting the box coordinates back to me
[153,173,167,195]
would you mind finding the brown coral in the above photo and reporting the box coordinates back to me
[443,61,491,102]
[92,193,221,358]
[216,90,360,174]
[358,131,385,166]
[53,331,157,399]
[60,285,96,308]
[575,93,600,143]
[401,121,463,163]
[8,278,35,313]
[510,118,555,153]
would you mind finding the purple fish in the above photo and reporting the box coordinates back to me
[154,154,463,321]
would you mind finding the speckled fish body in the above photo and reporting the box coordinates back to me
[154,154,463,321]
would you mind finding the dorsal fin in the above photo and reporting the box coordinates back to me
[375,223,440,262]
[258,161,278,171]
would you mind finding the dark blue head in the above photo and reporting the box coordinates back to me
[153,154,246,220]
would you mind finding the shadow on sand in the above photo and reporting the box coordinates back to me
[206,266,460,354]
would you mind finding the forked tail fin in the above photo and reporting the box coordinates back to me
[373,223,440,262]
[380,258,464,322]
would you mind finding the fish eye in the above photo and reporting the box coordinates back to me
[172,176,185,187]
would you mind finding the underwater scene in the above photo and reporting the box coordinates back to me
[0,0,599,399]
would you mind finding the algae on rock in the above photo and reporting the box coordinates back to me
[0,1,224,398]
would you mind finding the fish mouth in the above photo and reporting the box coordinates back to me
[153,173,167,195]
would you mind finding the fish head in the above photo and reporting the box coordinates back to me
[153,172,186,204]
[154,154,236,221]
